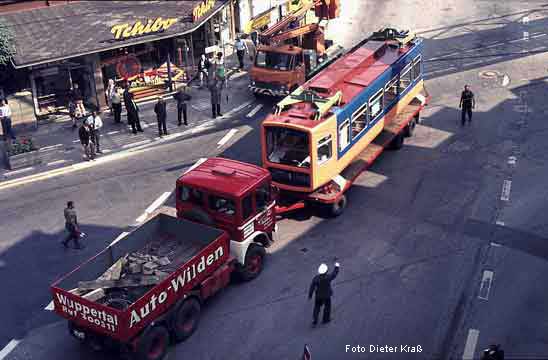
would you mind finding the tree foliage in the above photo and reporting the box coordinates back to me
[0,20,15,66]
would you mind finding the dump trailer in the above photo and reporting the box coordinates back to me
[51,210,263,360]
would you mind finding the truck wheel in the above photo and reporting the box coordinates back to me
[404,118,416,137]
[389,133,404,150]
[328,195,347,217]
[171,298,201,343]
[136,325,169,360]
[239,244,266,281]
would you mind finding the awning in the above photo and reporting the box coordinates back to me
[1,0,229,69]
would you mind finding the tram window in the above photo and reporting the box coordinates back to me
[412,56,422,80]
[338,119,350,151]
[384,77,398,106]
[369,89,384,120]
[317,135,332,164]
[351,103,367,139]
[399,64,413,93]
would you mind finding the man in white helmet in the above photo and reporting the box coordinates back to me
[308,260,340,326]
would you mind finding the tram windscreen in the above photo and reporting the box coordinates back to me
[255,51,293,71]
[265,127,310,168]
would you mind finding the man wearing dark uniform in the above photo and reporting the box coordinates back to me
[459,85,475,126]
[308,261,340,326]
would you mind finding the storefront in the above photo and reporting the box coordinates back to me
[0,0,234,126]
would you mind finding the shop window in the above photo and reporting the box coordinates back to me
[398,64,413,93]
[256,183,271,212]
[351,103,367,139]
[242,195,253,220]
[412,56,422,80]
[338,119,350,151]
[180,186,203,205]
[368,89,384,120]
[209,195,236,217]
[317,135,332,164]
[384,77,399,106]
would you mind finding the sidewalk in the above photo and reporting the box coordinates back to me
[0,62,255,185]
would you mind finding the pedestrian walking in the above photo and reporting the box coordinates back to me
[308,261,340,326]
[78,122,95,160]
[62,201,84,249]
[86,111,103,153]
[0,98,16,140]
[106,79,115,114]
[209,77,223,118]
[459,85,475,126]
[68,100,78,130]
[69,83,85,116]
[174,86,192,126]
[111,86,122,124]
[234,36,248,71]
[123,84,143,134]
[154,96,168,137]
[198,54,210,87]
[481,344,504,360]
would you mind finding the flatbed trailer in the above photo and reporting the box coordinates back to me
[51,211,241,360]
[274,88,430,216]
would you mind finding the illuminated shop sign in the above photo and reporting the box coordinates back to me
[110,17,178,41]
[193,0,216,22]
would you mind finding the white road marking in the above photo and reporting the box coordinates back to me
[47,159,68,166]
[217,129,238,147]
[222,100,255,118]
[0,339,20,360]
[484,43,503,49]
[122,139,152,149]
[246,104,263,118]
[495,220,505,226]
[110,231,130,246]
[44,300,54,311]
[531,33,547,38]
[185,158,208,174]
[72,139,80,143]
[478,270,494,300]
[4,167,35,177]
[490,242,502,247]
[507,156,517,165]
[523,31,529,40]
[39,144,63,151]
[145,192,171,214]
[462,329,480,359]
[509,38,524,43]
[500,180,512,201]
[107,130,120,135]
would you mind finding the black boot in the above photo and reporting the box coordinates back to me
[216,104,222,117]
[212,106,217,118]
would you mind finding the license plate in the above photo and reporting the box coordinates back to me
[73,329,86,340]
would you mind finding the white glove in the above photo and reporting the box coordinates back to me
[335,262,340,267]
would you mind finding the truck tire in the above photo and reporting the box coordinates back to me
[404,118,416,137]
[328,194,347,217]
[171,298,201,343]
[135,325,169,360]
[238,244,266,281]
[389,133,404,150]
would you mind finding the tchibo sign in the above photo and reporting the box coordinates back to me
[110,17,178,41]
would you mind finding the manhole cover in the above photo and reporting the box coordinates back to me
[479,70,500,79]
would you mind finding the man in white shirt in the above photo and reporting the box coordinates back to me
[85,111,103,153]
[234,36,248,70]
[0,99,15,140]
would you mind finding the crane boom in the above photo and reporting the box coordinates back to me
[269,23,320,45]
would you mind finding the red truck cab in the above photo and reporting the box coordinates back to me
[176,157,277,280]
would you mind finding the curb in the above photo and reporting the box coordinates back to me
[0,99,255,192]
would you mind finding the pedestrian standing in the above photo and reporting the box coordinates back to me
[111,86,122,124]
[0,99,16,140]
[68,100,77,130]
[70,83,85,116]
[78,122,95,160]
[123,84,143,134]
[209,77,223,118]
[234,36,248,71]
[62,201,84,249]
[174,86,192,126]
[154,96,168,137]
[106,79,115,114]
[198,54,210,87]
[308,261,340,326]
[459,85,475,126]
[86,111,103,153]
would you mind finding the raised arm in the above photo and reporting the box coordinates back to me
[329,263,340,281]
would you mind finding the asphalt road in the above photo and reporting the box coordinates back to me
[2,1,548,359]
